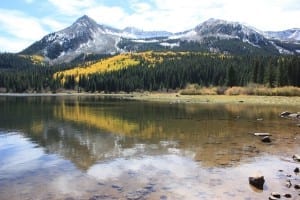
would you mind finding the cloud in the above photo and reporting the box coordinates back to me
[0,9,60,52]
[41,17,68,31]
[47,0,95,16]
[0,37,31,52]
[45,0,300,32]
[85,5,127,27]
[1,0,300,52]
[126,0,300,31]
[0,9,47,40]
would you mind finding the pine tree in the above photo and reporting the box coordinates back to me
[226,65,236,87]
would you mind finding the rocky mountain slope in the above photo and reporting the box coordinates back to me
[21,15,300,64]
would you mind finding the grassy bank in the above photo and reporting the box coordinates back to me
[180,84,300,97]
[1,90,300,105]
[127,92,300,105]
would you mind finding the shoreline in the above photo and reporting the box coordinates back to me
[1,92,300,105]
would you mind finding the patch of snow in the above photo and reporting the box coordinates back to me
[270,41,293,55]
[132,39,159,43]
[159,42,180,48]
[170,30,197,39]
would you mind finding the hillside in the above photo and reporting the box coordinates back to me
[54,52,299,93]
[54,51,193,82]
[1,51,300,93]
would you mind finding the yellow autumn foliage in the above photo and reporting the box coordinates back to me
[19,54,45,64]
[54,53,141,83]
[54,51,230,83]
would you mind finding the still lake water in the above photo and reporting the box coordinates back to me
[0,96,299,200]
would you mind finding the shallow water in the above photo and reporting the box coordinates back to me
[0,96,299,199]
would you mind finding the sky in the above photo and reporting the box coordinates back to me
[0,0,300,52]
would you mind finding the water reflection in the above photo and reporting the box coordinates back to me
[0,96,299,199]
[1,96,300,168]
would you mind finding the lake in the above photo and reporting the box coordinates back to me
[0,96,299,200]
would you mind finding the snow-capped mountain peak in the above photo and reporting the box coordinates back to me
[21,15,300,64]
[73,15,98,28]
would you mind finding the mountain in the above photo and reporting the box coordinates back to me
[191,18,268,46]
[21,15,300,64]
[21,15,121,63]
[264,29,300,42]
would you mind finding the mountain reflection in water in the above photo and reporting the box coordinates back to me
[0,96,299,199]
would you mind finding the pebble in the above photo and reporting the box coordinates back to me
[286,180,292,188]
[294,167,299,173]
[268,196,278,200]
[270,192,280,198]
[89,195,111,200]
[111,184,123,192]
[261,136,271,143]
[284,194,292,198]
[160,195,168,200]
[295,184,300,189]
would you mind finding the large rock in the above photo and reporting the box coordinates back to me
[292,154,300,162]
[288,113,300,119]
[280,111,291,117]
[249,176,265,190]
[281,111,300,119]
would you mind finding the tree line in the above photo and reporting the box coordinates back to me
[0,52,299,93]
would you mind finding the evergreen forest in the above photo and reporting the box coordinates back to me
[0,52,299,93]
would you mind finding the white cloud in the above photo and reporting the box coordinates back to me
[0,37,32,52]
[47,0,95,16]
[1,0,300,52]
[0,9,47,40]
[85,5,127,27]
[0,9,55,52]
[41,17,68,31]
[46,0,300,32]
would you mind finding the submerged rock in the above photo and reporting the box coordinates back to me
[295,184,300,189]
[249,176,265,190]
[261,136,271,143]
[284,194,292,198]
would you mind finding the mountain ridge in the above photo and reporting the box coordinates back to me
[21,15,300,64]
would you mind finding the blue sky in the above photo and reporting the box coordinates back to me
[1,0,300,52]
